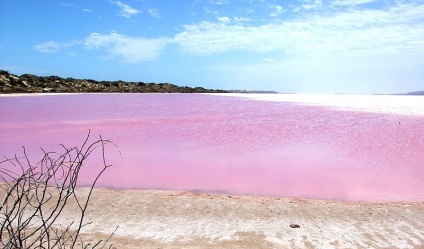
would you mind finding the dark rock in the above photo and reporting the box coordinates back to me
[289,223,300,228]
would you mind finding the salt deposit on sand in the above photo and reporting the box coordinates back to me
[212,93,424,116]
[59,189,424,249]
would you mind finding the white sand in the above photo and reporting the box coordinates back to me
[68,189,424,249]
[2,187,423,248]
[212,93,424,116]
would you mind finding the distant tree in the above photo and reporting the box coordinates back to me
[0,131,119,248]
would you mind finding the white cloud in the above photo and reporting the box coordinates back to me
[234,16,250,23]
[33,41,62,53]
[332,0,377,6]
[217,16,231,24]
[264,58,276,63]
[84,33,168,63]
[172,21,289,55]
[300,0,322,10]
[33,1,424,74]
[34,33,168,63]
[83,8,94,13]
[204,6,219,15]
[33,40,79,53]
[109,1,140,18]
[270,5,283,17]
[173,2,424,62]
[212,0,229,5]
[148,8,160,18]
[173,1,424,93]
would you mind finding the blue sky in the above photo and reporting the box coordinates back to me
[1,0,424,93]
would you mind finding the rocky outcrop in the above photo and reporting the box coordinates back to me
[0,70,228,94]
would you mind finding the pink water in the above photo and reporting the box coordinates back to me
[1,93,423,202]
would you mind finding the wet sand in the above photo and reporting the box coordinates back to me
[64,188,424,249]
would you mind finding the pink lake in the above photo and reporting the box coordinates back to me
[1,93,423,202]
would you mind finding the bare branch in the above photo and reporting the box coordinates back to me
[0,131,118,248]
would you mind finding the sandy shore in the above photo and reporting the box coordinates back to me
[211,93,424,116]
[55,188,424,248]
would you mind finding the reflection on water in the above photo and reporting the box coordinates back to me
[1,93,423,202]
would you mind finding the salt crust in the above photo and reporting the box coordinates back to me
[211,93,424,116]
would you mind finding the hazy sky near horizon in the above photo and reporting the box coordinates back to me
[1,0,424,94]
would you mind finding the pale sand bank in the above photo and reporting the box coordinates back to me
[211,93,424,116]
[62,188,424,248]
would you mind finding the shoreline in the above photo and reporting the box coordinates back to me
[2,186,423,248]
[86,186,424,205]
[2,92,424,116]
[211,93,424,116]
[69,188,424,248]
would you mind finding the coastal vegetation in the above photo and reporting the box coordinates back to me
[0,70,228,94]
